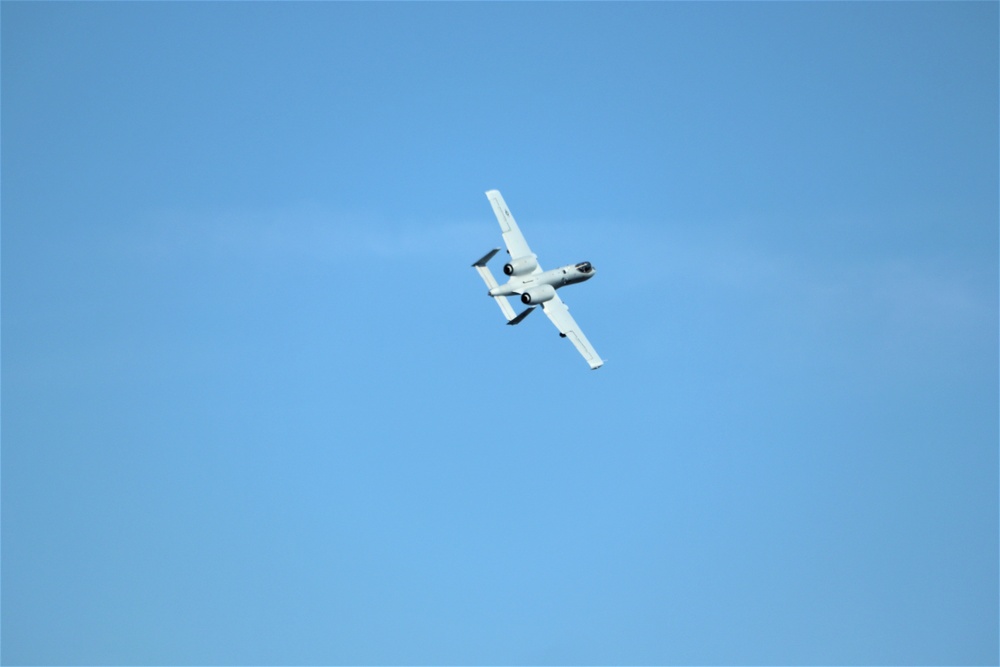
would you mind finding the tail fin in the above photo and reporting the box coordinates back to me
[471,248,501,268]
[506,306,535,325]
[472,248,526,323]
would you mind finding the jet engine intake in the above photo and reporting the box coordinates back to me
[521,284,556,305]
[504,255,538,276]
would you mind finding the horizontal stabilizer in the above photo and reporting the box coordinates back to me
[472,249,517,321]
[506,307,535,325]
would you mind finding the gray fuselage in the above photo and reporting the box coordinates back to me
[488,261,596,298]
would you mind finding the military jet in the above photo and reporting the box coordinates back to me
[472,190,604,370]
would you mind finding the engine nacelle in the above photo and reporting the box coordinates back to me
[504,254,538,276]
[520,284,556,305]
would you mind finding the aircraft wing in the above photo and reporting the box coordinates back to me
[485,190,536,262]
[541,293,604,370]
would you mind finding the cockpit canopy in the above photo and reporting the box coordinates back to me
[576,262,593,274]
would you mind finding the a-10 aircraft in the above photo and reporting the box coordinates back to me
[472,190,604,370]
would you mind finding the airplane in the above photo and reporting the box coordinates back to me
[472,189,604,370]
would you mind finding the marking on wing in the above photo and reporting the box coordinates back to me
[494,198,512,232]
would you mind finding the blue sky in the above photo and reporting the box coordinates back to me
[2,2,997,664]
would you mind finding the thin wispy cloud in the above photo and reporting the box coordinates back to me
[115,203,486,265]
[555,216,998,370]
